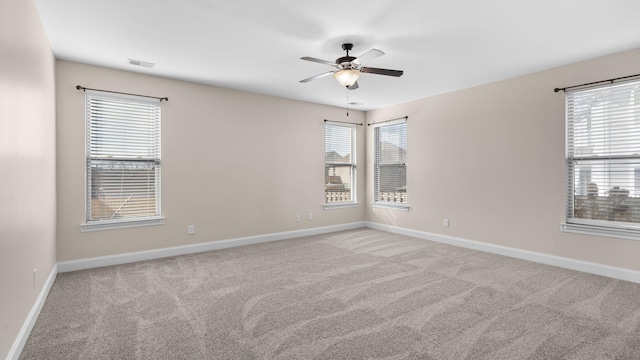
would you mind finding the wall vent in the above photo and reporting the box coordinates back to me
[127,58,155,68]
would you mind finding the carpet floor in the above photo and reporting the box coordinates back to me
[19,228,640,359]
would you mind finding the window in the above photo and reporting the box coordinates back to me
[325,122,356,207]
[374,119,407,209]
[81,91,163,231]
[564,79,640,237]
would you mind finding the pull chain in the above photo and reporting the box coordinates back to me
[346,87,349,116]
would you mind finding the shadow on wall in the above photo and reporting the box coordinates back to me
[373,207,400,227]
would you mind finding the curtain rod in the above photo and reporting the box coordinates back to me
[553,73,640,93]
[76,85,168,102]
[324,119,363,126]
[367,116,408,126]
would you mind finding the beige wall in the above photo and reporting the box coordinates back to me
[0,0,57,357]
[56,61,365,261]
[52,47,640,271]
[366,47,640,272]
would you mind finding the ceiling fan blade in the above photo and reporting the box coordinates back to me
[300,71,334,83]
[361,67,404,77]
[353,49,384,65]
[301,56,336,67]
[348,81,359,90]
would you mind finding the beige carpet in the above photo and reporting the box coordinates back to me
[19,228,640,359]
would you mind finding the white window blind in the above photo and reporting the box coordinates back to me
[325,123,356,204]
[374,120,407,206]
[566,79,640,231]
[85,91,161,224]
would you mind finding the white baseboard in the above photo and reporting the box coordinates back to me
[365,221,640,284]
[58,222,366,273]
[6,264,58,360]
[58,220,640,283]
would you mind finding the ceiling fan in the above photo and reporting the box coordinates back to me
[300,43,403,90]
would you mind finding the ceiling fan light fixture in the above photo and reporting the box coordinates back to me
[333,69,361,87]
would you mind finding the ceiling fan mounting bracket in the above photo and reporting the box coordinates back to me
[337,43,356,67]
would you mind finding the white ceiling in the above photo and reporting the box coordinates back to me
[34,0,640,111]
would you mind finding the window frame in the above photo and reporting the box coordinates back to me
[563,79,640,240]
[324,122,358,209]
[373,119,408,211]
[81,90,164,232]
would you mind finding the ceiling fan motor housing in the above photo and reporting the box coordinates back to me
[336,56,357,68]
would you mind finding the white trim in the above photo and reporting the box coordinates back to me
[324,202,359,210]
[365,222,640,284]
[6,264,58,360]
[80,216,165,232]
[372,202,410,211]
[561,223,640,241]
[59,222,365,273]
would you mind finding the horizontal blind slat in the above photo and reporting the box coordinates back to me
[566,79,640,227]
[325,123,355,203]
[86,93,161,221]
[374,121,407,203]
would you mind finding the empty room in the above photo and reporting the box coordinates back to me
[3,0,640,359]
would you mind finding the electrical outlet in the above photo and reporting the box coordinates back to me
[187,225,195,235]
[308,213,313,221]
[443,219,449,227]
[296,215,301,222]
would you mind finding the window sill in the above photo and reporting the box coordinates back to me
[81,216,165,232]
[561,222,640,241]
[324,202,359,210]
[372,202,410,211]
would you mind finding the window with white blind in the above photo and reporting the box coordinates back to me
[325,122,356,207]
[374,119,408,210]
[564,79,640,238]
[81,91,163,232]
